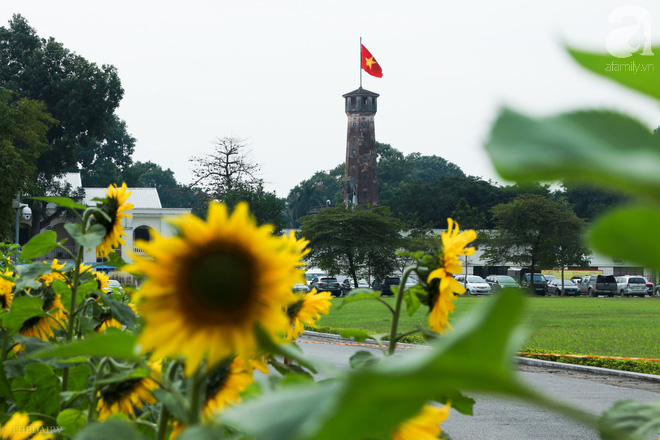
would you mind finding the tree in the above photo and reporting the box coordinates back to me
[0,89,56,240]
[481,194,590,295]
[0,15,128,179]
[286,164,343,227]
[190,137,261,200]
[223,182,287,234]
[300,205,404,288]
[559,182,629,222]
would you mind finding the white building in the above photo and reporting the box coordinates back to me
[43,173,191,265]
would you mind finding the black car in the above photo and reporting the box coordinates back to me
[377,277,400,297]
[309,277,343,297]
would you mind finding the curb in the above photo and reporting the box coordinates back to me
[304,331,660,383]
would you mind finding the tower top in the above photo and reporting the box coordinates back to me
[342,87,379,114]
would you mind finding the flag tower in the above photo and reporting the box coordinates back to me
[343,40,382,206]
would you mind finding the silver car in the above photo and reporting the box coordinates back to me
[616,275,647,297]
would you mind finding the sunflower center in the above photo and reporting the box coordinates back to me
[94,197,120,234]
[184,247,257,320]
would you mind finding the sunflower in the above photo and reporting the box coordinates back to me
[14,294,68,352]
[427,219,476,333]
[171,356,256,439]
[391,404,450,440]
[37,259,66,286]
[96,361,161,421]
[285,289,332,340]
[0,270,14,310]
[132,202,304,376]
[0,412,54,440]
[93,183,134,258]
[79,264,111,293]
[94,314,122,333]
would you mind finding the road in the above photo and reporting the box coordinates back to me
[296,333,660,440]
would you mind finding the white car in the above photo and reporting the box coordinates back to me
[462,275,491,295]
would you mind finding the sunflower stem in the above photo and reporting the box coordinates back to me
[87,357,110,422]
[156,362,181,440]
[1,328,9,362]
[388,265,416,356]
[187,369,206,426]
[62,243,85,394]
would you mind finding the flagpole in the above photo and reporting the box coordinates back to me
[359,36,362,88]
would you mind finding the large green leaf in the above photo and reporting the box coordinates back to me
[11,363,60,416]
[485,108,660,201]
[30,196,87,210]
[588,205,660,270]
[568,48,660,101]
[75,419,147,440]
[599,400,660,440]
[221,290,564,440]
[98,294,137,330]
[57,409,87,437]
[64,223,106,249]
[14,262,53,291]
[19,231,58,260]
[30,331,138,361]
[3,296,45,335]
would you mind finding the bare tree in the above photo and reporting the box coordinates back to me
[190,137,261,199]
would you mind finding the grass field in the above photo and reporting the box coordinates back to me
[315,295,660,360]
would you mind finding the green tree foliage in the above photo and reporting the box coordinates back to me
[286,164,343,227]
[300,205,404,287]
[560,182,629,222]
[223,182,287,235]
[0,15,129,178]
[482,194,591,293]
[0,89,56,240]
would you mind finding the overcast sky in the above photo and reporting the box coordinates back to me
[2,1,660,197]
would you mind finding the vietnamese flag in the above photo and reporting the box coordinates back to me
[361,44,383,78]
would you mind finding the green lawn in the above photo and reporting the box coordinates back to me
[316,295,660,359]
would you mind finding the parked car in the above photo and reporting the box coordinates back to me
[615,275,647,297]
[521,273,547,295]
[103,279,124,294]
[337,276,369,296]
[463,275,491,295]
[544,275,558,286]
[309,277,342,297]
[485,275,521,292]
[375,276,401,296]
[546,279,579,296]
[646,281,654,296]
[578,274,617,297]
[292,283,310,293]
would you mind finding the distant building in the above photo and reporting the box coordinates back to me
[343,87,379,206]
[42,173,191,265]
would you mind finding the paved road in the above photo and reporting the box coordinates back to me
[296,334,660,440]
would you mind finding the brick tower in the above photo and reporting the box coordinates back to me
[343,87,379,205]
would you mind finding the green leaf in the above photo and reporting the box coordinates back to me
[64,223,106,249]
[19,231,58,260]
[589,205,660,270]
[106,252,128,269]
[485,108,660,201]
[75,419,148,440]
[337,289,382,309]
[255,325,317,374]
[12,363,60,416]
[349,350,380,369]
[98,294,137,330]
[152,388,189,424]
[14,262,53,291]
[31,331,138,361]
[177,425,232,440]
[57,409,87,437]
[339,328,371,342]
[3,296,45,335]
[435,391,475,416]
[30,196,87,210]
[599,400,660,440]
[222,290,550,440]
[68,364,93,392]
[403,284,424,316]
[567,47,660,101]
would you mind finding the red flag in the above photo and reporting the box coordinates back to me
[361,44,383,78]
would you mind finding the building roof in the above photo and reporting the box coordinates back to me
[83,187,162,209]
[342,87,380,98]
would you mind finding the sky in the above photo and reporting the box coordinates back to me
[2,1,660,197]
